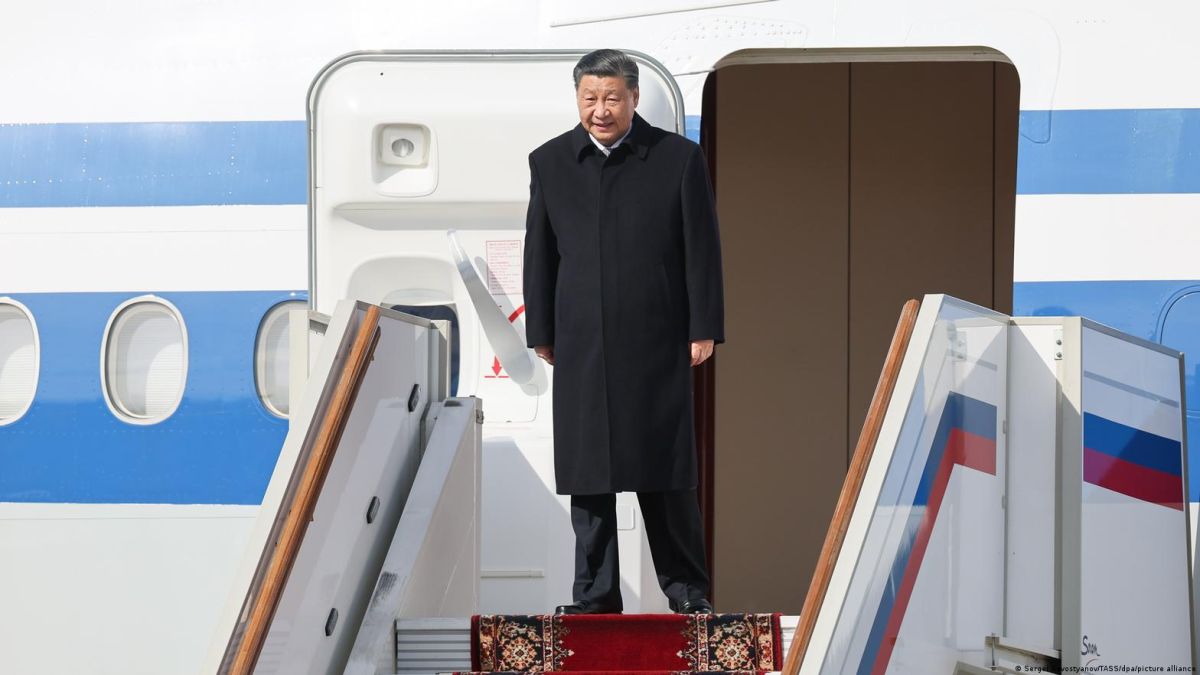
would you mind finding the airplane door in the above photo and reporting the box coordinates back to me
[307,51,685,613]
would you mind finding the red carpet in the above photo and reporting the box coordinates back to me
[468,613,782,673]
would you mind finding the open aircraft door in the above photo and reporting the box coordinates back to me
[305,51,687,614]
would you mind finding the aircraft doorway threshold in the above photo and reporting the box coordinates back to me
[300,47,1025,623]
[304,50,689,616]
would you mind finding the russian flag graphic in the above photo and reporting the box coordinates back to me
[857,392,997,675]
[1083,413,1184,511]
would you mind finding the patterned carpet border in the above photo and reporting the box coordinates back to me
[469,613,782,672]
[453,671,767,674]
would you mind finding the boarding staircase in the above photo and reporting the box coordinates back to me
[205,295,1195,675]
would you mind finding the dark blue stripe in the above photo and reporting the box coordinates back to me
[1014,280,1185,343]
[856,392,997,674]
[0,121,307,207]
[1083,413,1182,477]
[0,290,305,504]
[1,109,1199,208]
[946,392,997,442]
[1016,109,1200,194]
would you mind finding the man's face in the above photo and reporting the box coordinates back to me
[576,74,639,146]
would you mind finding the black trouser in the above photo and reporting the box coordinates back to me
[570,489,711,611]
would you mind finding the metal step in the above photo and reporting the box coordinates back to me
[394,618,472,674]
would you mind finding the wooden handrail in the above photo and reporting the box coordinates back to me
[781,298,920,675]
[226,304,382,674]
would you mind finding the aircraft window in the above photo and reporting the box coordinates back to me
[102,296,187,424]
[255,300,305,418]
[0,299,38,425]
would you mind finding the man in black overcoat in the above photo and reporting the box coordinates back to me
[523,49,725,615]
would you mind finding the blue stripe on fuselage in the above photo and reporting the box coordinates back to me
[0,290,304,504]
[1015,109,1200,194]
[0,121,307,207]
[0,283,1196,505]
[3,109,1200,207]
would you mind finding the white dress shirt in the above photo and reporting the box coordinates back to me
[590,125,634,156]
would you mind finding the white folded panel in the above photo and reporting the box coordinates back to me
[206,300,459,674]
[801,297,1195,675]
[1063,322,1192,671]
[804,295,1009,675]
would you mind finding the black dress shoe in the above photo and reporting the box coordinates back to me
[678,598,714,614]
[554,600,622,615]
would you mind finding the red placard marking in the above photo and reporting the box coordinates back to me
[484,305,526,379]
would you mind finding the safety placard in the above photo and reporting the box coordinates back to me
[486,240,523,296]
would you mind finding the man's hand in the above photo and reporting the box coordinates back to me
[690,339,714,367]
[535,345,555,366]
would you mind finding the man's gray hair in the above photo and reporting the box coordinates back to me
[573,49,639,90]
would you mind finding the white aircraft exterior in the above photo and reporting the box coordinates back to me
[2,0,1199,672]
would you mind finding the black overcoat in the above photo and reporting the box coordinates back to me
[522,112,725,495]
